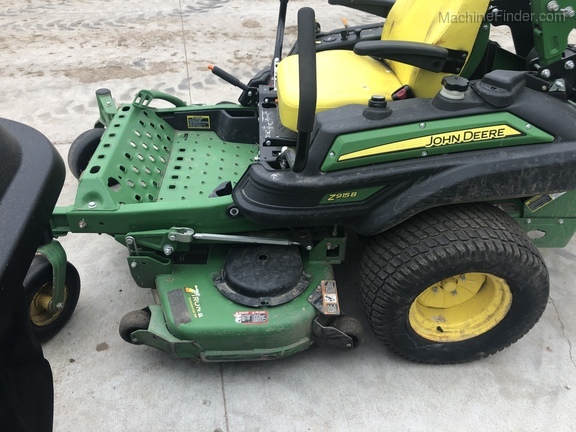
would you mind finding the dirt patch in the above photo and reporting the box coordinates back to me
[96,342,109,352]
[60,62,181,83]
[242,19,261,28]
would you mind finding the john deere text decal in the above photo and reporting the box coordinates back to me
[339,125,522,161]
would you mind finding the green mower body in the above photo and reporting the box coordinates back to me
[29,0,576,363]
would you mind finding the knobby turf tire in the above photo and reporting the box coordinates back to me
[359,203,549,364]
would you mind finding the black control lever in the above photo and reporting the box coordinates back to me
[208,64,249,90]
[208,65,258,106]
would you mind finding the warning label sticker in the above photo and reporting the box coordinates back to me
[234,311,268,325]
[187,115,210,129]
[525,192,566,213]
[321,280,340,315]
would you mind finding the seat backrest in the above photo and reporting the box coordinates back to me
[383,0,490,97]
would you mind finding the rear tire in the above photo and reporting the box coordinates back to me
[360,203,549,364]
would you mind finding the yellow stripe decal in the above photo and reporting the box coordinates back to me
[338,125,523,162]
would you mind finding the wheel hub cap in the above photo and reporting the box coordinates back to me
[29,283,68,327]
[408,272,512,342]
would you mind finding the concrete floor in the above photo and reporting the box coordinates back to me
[2,1,576,430]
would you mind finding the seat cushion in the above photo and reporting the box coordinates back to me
[277,50,402,131]
[276,0,490,131]
[382,0,490,98]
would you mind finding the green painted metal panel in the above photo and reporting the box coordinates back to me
[496,190,576,247]
[131,305,202,358]
[76,104,176,209]
[154,245,331,357]
[308,237,346,264]
[127,254,173,288]
[156,131,254,202]
[75,121,257,210]
[37,240,67,307]
[53,102,260,235]
[460,20,491,77]
[531,0,576,66]
[201,338,312,361]
[515,218,576,248]
[321,113,554,172]
[519,190,576,247]
[53,200,259,236]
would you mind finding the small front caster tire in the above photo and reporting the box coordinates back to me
[24,255,81,342]
[119,309,151,344]
[68,128,104,179]
[331,316,365,349]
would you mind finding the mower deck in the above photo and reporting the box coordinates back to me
[129,245,334,361]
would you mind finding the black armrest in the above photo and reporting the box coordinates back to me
[354,40,467,73]
[328,0,395,18]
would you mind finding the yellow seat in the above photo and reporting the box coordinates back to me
[277,0,490,131]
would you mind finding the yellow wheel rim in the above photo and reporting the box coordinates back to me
[29,283,68,327]
[408,273,512,342]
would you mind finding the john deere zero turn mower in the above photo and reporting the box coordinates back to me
[24,0,576,363]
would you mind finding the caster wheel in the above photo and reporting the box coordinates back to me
[331,316,364,349]
[68,127,104,179]
[119,309,151,344]
[24,255,81,342]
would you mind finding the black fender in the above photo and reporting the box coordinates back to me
[233,80,576,235]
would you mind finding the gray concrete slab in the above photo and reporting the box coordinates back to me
[2,1,576,431]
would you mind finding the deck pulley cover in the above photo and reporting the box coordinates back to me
[213,245,311,307]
